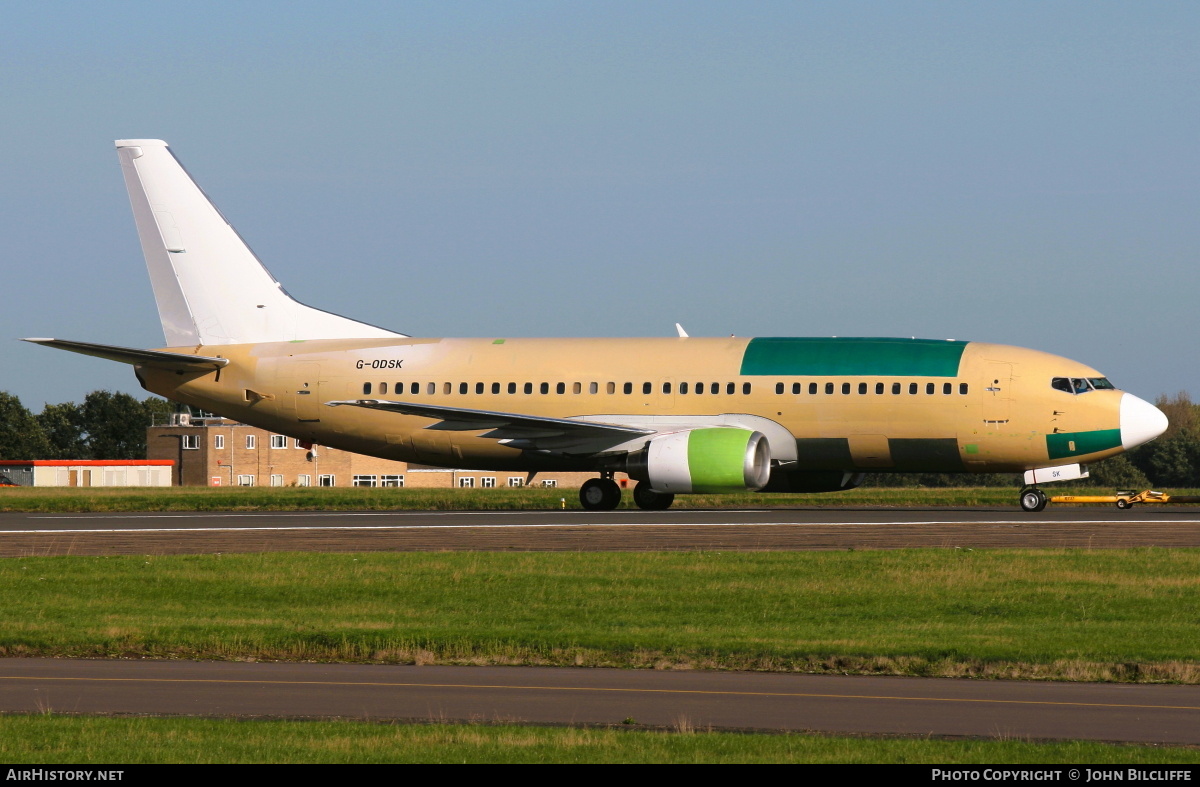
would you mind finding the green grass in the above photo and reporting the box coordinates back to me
[0,485,1176,512]
[0,715,1195,763]
[2,550,1198,681]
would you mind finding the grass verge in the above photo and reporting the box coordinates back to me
[0,715,1195,763]
[2,550,1198,682]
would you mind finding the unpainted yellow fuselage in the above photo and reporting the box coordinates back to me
[136,336,1123,476]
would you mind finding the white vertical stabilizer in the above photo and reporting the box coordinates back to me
[115,139,405,346]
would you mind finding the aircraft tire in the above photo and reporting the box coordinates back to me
[1019,487,1048,512]
[633,481,674,510]
[580,478,621,511]
[1116,498,1133,510]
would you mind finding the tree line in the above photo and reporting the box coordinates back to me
[2,389,1198,489]
[0,391,173,462]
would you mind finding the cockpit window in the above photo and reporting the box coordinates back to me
[1052,377,1116,394]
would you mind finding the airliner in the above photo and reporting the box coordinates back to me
[25,140,1168,511]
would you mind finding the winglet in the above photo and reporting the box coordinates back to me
[675,323,689,338]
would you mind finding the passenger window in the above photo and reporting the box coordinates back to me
[776,382,784,395]
[926,383,935,394]
[858,383,867,394]
[695,383,704,395]
[875,382,884,394]
[664,382,673,394]
[590,382,598,394]
[557,382,565,394]
[492,382,501,394]
[909,383,918,394]
[841,383,851,394]
[363,382,372,395]
[809,382,817,394]
[680,382,689,394]
[791,382,800,394]
[742,383,751,394]
[411,382,419,395]
[623,382,633,395]
[524,383,533,394]
[508,382,517,394]
[574,382,582,394]
[710,382,719,394]
[380,382,388,395]
[476,382,484,394]
[960,383,969,394]
[540,382,549,394]
[459,382,468,395]
[943,382,952,394]
[607,382,616,394]
[891,382,900,395]
[444,382,452,395]
[644,382,653,395]
[825,382,834,394]
[730,383,737,395]
[427,382,436,395]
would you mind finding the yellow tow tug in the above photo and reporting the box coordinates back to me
[1050,490,1200,510]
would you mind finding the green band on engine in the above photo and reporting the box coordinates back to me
[687,428,752,493]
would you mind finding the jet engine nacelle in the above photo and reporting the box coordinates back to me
[626,428,771,493]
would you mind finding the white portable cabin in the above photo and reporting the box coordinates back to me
[0,460,174,487]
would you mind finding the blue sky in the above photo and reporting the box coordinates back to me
[2,1,1197,408]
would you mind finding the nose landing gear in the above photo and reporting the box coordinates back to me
[1019,486,1048,512]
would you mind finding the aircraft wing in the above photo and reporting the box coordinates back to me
[326,399,655,453]
[22,338,229,371]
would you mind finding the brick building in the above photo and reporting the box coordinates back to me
[146,413,619,489]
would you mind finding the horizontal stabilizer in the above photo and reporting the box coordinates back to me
[326,399,654,453]
[22,338,229,371]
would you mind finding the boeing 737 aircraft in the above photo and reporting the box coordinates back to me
[26,140,1168,511]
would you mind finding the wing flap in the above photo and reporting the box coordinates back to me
[325,399,654,453]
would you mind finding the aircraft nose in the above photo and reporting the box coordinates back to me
[1121,393,1169,450]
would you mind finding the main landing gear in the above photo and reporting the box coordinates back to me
[1019,486,1048,512]
[579,476,677,511]
[579,476,622,511]
[632,481,674,511]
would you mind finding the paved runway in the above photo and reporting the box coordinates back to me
[4,507,1199,745]
[3,507,1200,556]
[1,659,1198,744]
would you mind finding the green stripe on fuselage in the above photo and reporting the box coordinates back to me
[1046,429,1122,460]
[740,338,967,377]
